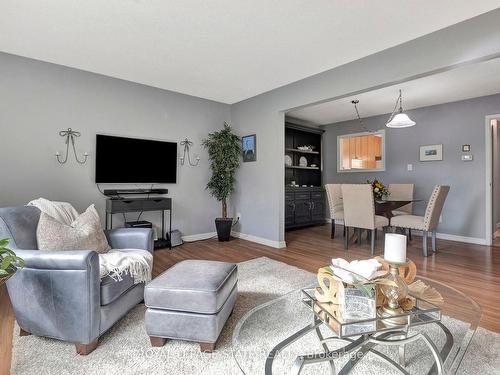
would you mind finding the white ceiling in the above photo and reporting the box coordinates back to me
[0,1,499,104]
[287,57,500,125]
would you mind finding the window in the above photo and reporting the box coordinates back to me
[337,130,385,172]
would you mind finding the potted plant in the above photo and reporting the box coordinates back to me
[202,122,241,241]
[0,238,23,375]
[0,238,25,285]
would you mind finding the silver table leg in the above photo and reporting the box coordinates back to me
[266,321,453,375]
[398,332,407,367]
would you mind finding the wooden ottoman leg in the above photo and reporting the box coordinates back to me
[19,328,31,336]
[200,342,216,353]
[75,340,98,355]
[150,336,167,347]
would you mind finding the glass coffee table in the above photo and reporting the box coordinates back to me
[232,276,480,375]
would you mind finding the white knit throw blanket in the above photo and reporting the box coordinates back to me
[28,198,152,284]
[99,250,152,283]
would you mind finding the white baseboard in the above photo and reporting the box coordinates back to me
[231,231,287,248]
[326,219,487,245]
[410,230,487,245]
[181,232,216,242]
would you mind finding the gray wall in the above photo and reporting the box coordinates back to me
[230,9,500,244]
[0,52,231,237]
[322,94,500,240]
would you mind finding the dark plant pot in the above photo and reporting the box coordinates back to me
[215,218,233,241]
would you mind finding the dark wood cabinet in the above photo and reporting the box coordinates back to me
[285,187,325,229]
[285,122,325,230]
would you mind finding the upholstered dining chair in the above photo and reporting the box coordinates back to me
[389,183,415,240]
[325,184,344,238]
[391,185,450,257]
[388,184,414,216]
[341,184,389,255]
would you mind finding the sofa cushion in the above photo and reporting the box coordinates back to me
[100,273,135,306]
[145,260,238,314]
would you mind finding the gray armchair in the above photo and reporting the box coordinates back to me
[0,206,154,355]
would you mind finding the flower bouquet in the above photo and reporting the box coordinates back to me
[367,179,389,200]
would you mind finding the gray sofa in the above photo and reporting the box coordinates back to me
[0,206,154,355]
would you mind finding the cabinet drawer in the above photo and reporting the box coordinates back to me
[142,198,171,211]
[109,199,143,212]
[285,193,294,201]
[295,192,311,200]
[311,192,324,200]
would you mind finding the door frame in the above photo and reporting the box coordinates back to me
[485,114,500,246]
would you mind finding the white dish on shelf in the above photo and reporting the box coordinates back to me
[285,155,292,166]
[299,156,308,167]
[310,164,317,168]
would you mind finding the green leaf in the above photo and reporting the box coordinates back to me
[1,256,16,270]
[0,238,24,273]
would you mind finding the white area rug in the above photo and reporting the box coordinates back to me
[11,257,500,374]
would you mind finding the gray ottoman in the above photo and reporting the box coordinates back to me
[144,260,238,352]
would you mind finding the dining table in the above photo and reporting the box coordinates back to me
[375,198,422,219]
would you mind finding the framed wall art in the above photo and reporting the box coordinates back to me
[419,144,443,161]
[242,134,256,162]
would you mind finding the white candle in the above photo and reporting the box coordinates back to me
[384,233,407,263]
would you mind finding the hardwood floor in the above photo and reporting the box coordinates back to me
[154,224,500,333]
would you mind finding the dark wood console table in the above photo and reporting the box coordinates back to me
[105,197,172,249]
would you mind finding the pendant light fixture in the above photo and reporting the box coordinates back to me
[351,99,371,133]
[386,89,415,128]
[350,99,365,168]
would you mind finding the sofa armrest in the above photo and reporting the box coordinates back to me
[14,249,97,270]
[104,228,154,254]
[6,249,100,344]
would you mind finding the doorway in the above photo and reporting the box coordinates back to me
[491,118,500,244]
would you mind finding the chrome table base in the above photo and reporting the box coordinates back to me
[265,318,454,375]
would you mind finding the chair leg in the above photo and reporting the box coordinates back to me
[374,228,378,240]
[432,229,437,253]
[371,229,376,255]
[422,231,428,257]
[331,221,335,239]
[343,225,346,238]
[344,227,349,250]
[408,229,412,241]
[75,340,98,355]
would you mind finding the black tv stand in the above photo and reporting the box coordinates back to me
[105,197,172,250]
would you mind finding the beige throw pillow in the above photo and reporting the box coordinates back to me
[37,205,111,253]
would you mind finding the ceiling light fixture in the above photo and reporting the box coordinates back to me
[386,89,415,128]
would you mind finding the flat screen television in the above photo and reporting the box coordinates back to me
[95,134,177,183]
